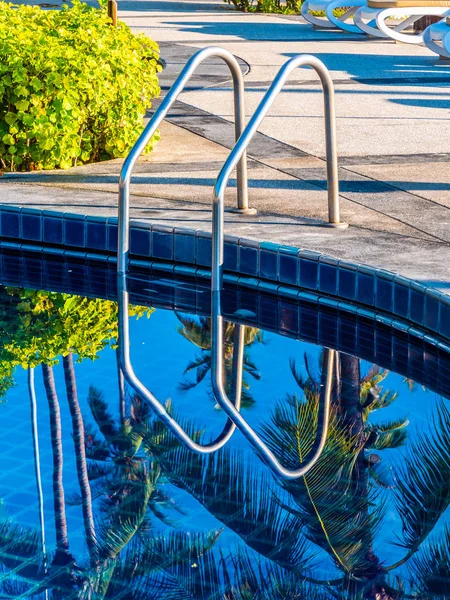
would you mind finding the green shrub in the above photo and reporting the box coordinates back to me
[224,0,301,13]
[0,0,162,171]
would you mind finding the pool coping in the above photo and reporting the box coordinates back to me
[0,203,448,343]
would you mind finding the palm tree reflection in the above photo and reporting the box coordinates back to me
[176,314,263,408]
[1,344,450,598]
[143,351,450,599]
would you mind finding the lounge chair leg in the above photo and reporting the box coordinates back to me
[354,6,390,36]
[376,7,450,43]
[301,0,337,27]
[326,0,367,33]
[442,29,450,56]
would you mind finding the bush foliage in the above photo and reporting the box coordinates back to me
[0,286,154,398]
[0,0,161,171]
[224,0,301,13]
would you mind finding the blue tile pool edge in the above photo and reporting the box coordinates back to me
[0,204,447,344]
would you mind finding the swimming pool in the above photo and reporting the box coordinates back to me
[0,244,449,599]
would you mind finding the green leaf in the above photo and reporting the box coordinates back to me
[15,100,29,111]
[393,401,450,553]
[4,113,17,126]
[2,134,14,145]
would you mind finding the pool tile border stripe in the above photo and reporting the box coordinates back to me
[0,204,446,341]
[1,247,449,399]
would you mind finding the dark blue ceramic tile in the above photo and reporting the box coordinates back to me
[394,282,409,319]
[86,220,107,251]
[319,309,338,347]
[259,295,279,330]
[2,250,21,284]
[130,228,151,257]
[279,300,299,334]
[222,287,239,319]
[422,347,439,389]
[88,264,108,297]
[299,302,318,342]
[278,250,298,285]
[66,264,86,294]
[319,263,337,295]
[439,352,450,387]
[410,288,425,326]
[44,259,65,290]
[151,278,174,308]
[408,341,424,376]
[374,326,393,365]
[357,316,375,358]
[376,276,393,312]
[439,351,450,393]
[392,334,409,374]
[299,259,318,290]
[439,301,450,339]
[259,249,277,280]
[23,257,43,289]
[239,244,258,276]
[196,233,211,267]
[108,223,118,253]
[174,280,197,311]
[128,276,150,301]
[238,289,258,322]
[174,231,195,265]
[22,213,41,242]
[152,262,175,276]
[174,264,197,280]
[1,209,20,238]
[357,272,374,306]
[224,239,238,272]
[196,286,210,315]
[153,230,173,261]
[339,313,357,354]
[43,216,63,244]
[64,217,85,247]
[338,268,356,301]
[424,294,440,332]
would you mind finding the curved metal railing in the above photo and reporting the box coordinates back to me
[117,46,251,453]
[210,55,342,478]
[117,276,244,452]
[117,51,340,476]
[118,46,250,276]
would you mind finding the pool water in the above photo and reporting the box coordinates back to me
[0,251,449,599]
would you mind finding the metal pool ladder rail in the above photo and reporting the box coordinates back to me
[210,54,345,478]
[117,49,342,478]
[117,47,251,454]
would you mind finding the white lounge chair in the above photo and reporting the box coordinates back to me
[301,0,337,28]
[423,15,450,56]
[301,0,368,31]
[354,0,450,43]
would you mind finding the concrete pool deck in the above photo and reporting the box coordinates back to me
[2,0,450,290]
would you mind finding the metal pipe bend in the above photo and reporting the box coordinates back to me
[117,275,244,454]
[118,46,248,275]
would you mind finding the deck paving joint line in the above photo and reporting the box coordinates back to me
[162,99,450,244]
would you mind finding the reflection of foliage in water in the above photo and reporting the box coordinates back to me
[142,353,450,599]
[176,313,263,408]
[0,286,153,398]
[1,290,450,598]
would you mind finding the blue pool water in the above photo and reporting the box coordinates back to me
[0,249,449,599]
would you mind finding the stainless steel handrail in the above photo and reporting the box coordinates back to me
[116,47,253,453]
[118,274,244,452]
[118,46,251,276]
[210,55,340,479]
[117,51,337,474]
[212,54,347,234]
